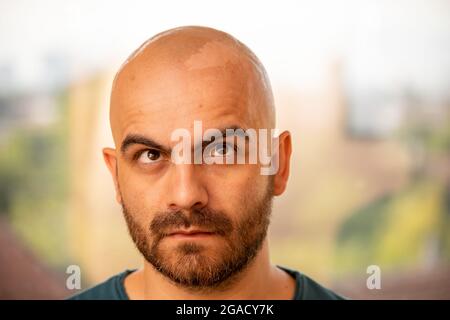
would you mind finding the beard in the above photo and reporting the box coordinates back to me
[120,178,274,290]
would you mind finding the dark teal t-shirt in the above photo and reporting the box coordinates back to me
[68,266,344,300]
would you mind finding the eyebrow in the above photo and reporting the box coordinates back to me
[120,125,248,155]
[121,134,171,155]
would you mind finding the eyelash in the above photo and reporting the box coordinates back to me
[212,141,238,153]
[133,149,163,161]
[131,142,240,162]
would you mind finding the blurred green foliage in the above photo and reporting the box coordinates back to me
[336,180,450,273]
[336,115,450,275]
[0,93,69,267]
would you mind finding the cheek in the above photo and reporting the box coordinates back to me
[118,164,162,199]
[206,165,265,209]
[117,169,161,222]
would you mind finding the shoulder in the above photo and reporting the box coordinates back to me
[278,266,346,300]
[67,270,134,300]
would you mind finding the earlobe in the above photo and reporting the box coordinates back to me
[102,147,122,204]
[273,131,292,196]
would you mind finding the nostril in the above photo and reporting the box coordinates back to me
[192,201,206,210]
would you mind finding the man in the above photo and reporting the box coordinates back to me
[70,26,343,300]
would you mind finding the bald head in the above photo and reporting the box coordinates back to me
[102,28,292,289]
[109,26,275,145]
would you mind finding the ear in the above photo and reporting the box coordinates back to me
[273,130,292,196]
[102,147,122,204]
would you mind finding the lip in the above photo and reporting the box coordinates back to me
[167,229,216,238]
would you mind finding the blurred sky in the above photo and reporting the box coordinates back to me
[0,0,449,100]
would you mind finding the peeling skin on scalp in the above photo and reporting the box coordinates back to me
[114,27,190,76]
[184,40,240,71]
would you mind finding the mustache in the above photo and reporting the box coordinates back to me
[150,207,234,238]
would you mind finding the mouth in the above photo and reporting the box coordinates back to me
[167,229,216,239]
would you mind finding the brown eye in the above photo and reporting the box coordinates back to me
[138,149,162,164]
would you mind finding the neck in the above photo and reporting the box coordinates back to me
[124,239,295,300]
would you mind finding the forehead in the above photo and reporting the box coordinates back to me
[111,55,261,146]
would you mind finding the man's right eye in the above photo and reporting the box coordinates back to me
[137,149,162,164]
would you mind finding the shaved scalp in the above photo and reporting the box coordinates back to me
[110,26,276,145]
[103,26,288,292]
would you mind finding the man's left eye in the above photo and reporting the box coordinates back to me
[211,142,234,157]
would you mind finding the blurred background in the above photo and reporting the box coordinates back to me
[0,0,449,299]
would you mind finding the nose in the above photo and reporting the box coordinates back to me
[166,164,208,211]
